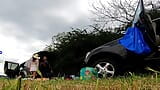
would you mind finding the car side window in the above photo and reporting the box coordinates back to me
[10,63,18,70]
[7,63,18,70]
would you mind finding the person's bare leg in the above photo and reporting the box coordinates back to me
[31,71,33,78]
[33,71,36,79]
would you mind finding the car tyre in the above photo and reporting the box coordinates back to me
[91,57,120,78]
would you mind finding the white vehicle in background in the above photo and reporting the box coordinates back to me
[0,60,7,77]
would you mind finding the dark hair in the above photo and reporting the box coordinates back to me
[32,57,37,61]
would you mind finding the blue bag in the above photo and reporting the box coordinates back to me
[119,26,151,54]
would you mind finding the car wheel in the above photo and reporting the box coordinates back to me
[92,57,119,78]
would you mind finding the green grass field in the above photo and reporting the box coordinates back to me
[1,74,160,90]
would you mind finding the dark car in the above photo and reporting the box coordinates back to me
[4,52,53,78]
[84,2,160,77]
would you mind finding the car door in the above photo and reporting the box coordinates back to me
[4,61,19,78]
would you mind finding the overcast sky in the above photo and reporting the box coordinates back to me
[0,0,94,63]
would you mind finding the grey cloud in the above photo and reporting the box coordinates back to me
[0,0,91,44]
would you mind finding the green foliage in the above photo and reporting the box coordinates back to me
[1,75,160,89]
[47,27,122,75]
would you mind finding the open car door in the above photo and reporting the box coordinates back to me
[4,61,19,78]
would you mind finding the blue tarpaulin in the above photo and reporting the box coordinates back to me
[119,26,151,54]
